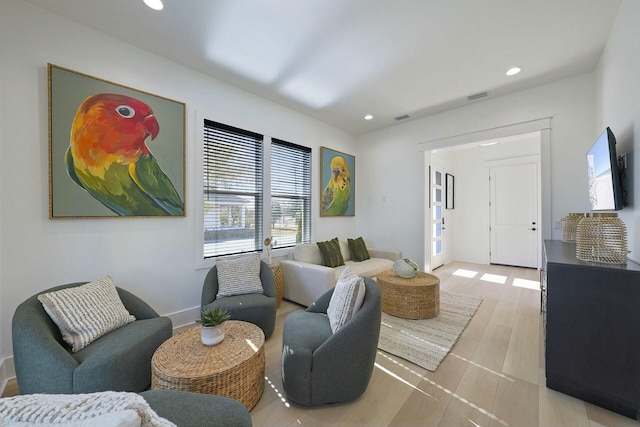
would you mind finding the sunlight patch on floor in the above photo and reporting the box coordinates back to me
[265,375,290,408]
[480,273,507,284]
[512,277,540,291]
[453,269,479,278]
[377,352,509,426]
[448,351,514,382]
[375,362,435,399]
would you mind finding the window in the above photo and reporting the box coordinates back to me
[202,120,312,259]
[270,139,311,248]
[203,120,263,258]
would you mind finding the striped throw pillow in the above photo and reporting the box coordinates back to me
[216,254,264,298]
[327,267,366,333]
[38,277,135,353]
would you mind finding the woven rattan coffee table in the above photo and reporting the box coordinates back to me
[377,270,440,319]
[151,320,265,410]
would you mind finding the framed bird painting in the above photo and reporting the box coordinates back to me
[320,147,355,217]
[48,64,186,218]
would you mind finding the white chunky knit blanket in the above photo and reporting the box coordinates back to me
[0,391,176,427]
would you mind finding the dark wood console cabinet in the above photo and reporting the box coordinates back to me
[543,240,640,419]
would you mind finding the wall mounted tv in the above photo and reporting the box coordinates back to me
[586,127,623,211]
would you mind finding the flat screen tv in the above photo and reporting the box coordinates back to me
[586,127,623,211]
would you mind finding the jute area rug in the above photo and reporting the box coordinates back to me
[378,292,483,371]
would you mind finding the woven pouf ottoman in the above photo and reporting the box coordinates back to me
[377,270,440,319]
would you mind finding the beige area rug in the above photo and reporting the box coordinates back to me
[378,292,483,371]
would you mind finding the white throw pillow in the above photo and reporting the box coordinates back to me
[216,254,264,298]
[293,243,323,265]
[37,276,135,353]
[338,239,351,262]
[327,267,366,333]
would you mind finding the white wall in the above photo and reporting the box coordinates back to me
[595,0,640,264]
[356,73,596,267]
[0,0,357,365]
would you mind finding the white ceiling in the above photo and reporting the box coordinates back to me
[25,0,622,135]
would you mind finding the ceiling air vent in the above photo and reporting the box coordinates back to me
[394,114,410,121]
[467,92,488,101]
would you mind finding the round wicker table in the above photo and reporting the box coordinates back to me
[377,270,440,319]
[151,320,265,410]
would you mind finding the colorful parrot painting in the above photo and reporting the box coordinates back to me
[65,93,184,216]
[321,155,351,216]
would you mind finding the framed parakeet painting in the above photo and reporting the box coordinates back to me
[48,64,186,219]
[320,147,355,217]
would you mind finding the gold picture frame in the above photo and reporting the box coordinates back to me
[48,64,186,218]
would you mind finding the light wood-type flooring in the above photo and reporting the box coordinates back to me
[251,262,640,427]
[3,262,640,426]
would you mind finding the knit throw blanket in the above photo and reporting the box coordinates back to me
[0,391,175,427]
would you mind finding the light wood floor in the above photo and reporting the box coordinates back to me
[251,262,640,427]
[4,262,640,426]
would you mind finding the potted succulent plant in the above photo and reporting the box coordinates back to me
[197,307,231,346]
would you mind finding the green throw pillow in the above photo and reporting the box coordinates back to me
[348,237,371,262]
[317,237,345,267]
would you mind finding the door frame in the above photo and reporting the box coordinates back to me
[421,118,551,272]
[429,156,447,270]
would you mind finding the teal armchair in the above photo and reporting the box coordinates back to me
[12,282,172,394]
[201,260,277,339]
[281,277,381,405]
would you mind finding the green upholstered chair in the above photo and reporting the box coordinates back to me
[12,282,172,394]
[201,260,277,339]
[281,277,381,406]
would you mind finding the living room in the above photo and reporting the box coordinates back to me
[1,0,639,424]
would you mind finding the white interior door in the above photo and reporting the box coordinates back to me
[430,164,445,269]
[489,160,539,268]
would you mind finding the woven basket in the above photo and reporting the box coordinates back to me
[576,213,628,264]
[561,213,583,243]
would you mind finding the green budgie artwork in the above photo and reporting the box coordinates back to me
[320,147,355,216]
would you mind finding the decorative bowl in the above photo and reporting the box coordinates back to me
[393,258,419,278]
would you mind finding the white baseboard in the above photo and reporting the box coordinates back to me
[0,307,198,396]
[167,306,199,330]
[1,356,15,395]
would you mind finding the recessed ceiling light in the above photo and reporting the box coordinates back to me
[364,114,373,120]
[144,0,164,10]
[479,141,500,147]
[506,67,521,76]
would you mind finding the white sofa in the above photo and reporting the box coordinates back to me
[280,239,401,306]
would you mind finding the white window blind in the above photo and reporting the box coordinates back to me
[270,139,311,247]
[203,120,263,258]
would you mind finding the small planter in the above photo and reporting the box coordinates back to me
[201,324,225,346]
[198,307,231,345]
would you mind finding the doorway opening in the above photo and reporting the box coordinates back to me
[422,119,551,271]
